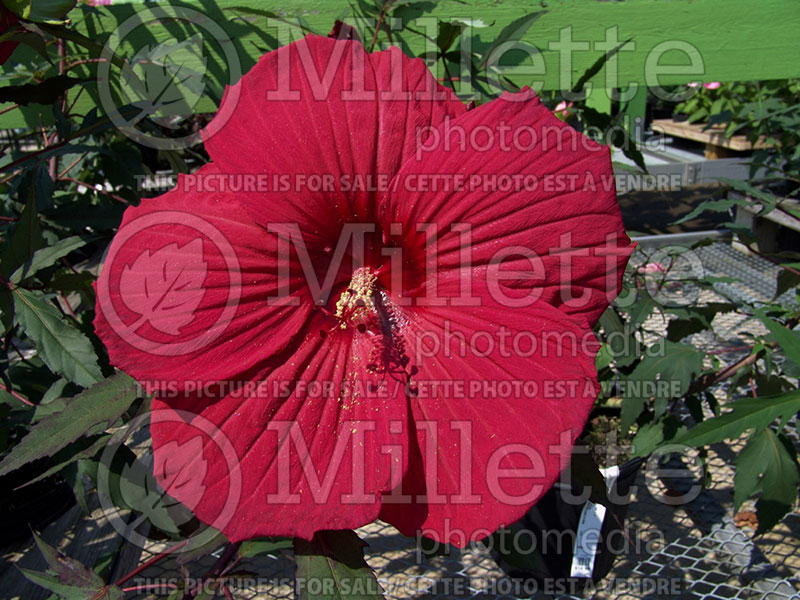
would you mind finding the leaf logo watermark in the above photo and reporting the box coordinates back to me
[121,34,208,127]
[96,210,241,356]
[97,5,241,150]
[119,239,209,336]
[97,410,242,553]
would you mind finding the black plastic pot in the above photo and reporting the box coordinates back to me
[492,457,643,585]
[0,458,76,546]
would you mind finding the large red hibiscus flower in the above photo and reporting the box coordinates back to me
[95,34,633,546]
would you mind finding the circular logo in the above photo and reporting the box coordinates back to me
[97,5,242,150]
[96,409,242,552]
[97,210,241,356]
[643,245,704,307]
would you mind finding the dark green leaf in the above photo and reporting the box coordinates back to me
[734,428,770,511]
[624,340,704,418]
[476,11,546,69]
[674,390,800,448]
[755,430,800,533]
[632,415,685,457]
[31,531,103,588]
[239,537,293,558]
[775,269,800,300]
[0,176,45,279]
[620,395,645,433]
[756,310,800,368]
[19,531,124,600]
[0,373,137,477]
[4,0,76,23]
[11,287,102,387]
[627,292,656,328]
[9,235,91,284]
[571,39,632,94]
[294,530,385,600]
[176,528,228,566]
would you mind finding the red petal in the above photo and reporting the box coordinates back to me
[94,163,311,391]
[379,276,599,546]
[150,312,410,541]
[0,6,19,65]
[202,34,464,234]
[384,88,633,327]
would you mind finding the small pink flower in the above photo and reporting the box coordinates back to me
[686,82,699,88]
[639,262,666,274]
[703,82,721,90]
[553,100,574,120]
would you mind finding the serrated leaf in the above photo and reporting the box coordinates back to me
[0,175,44,279]
[115,438,205,535]
[10,235,91,284]
[571,38,632,95]
[11,287,102,387]
[19,531,124,600]
[756,310,800,369]
[623,340,704,421]
[755,429,800,533]
[17,570,92,600]
[0,373,137,477]
[674,197,740,224]
[22,434,111,487]
[674,390,800,448]
[31,531,103,589]
[120,35,207,123]
[734,429,770,511]
[477,11,546,69]
[632,415,685,457]
[294,530,385,600]
[117,454,182,535]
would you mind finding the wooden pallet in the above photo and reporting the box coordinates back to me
[652,118,768,159]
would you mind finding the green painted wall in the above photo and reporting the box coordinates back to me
[1,0,799,128]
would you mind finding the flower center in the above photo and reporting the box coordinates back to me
[334,266,379,330]
[331,267,418,396]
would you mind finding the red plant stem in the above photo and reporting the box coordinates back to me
[369,5,386,52]
[58,291,78,321]
[687,351,760,395]
[0,103,20,116]
[58,151,89,179]
[705,345,754,355]
[0,382,34,406]
[114,540,188,587]
[65,84,86,118]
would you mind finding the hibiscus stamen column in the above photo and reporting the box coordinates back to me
[333,266,416,395]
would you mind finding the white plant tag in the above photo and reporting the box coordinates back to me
[569,465,621,578]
